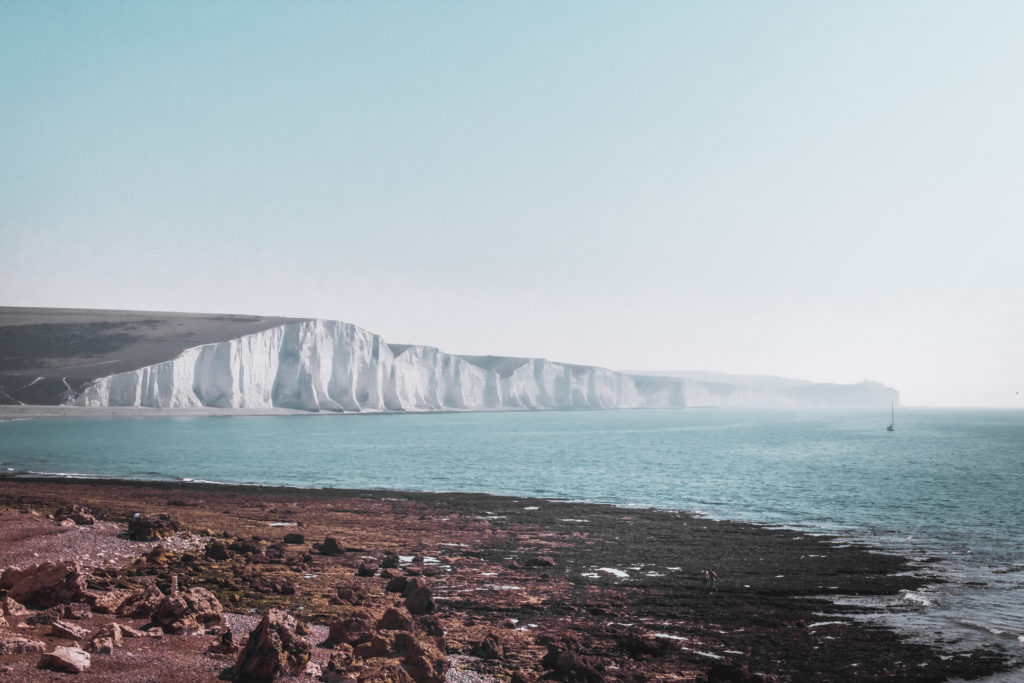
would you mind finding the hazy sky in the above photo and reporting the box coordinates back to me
[2,2,1022,407]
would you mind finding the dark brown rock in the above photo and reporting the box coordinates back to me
[394,630,448,683]
[385,575,409,594]
[321,644,355,678]
[53,504,95,525]
[317,536,344,556]
[0,561,87,608]
[229,538,263,555]
[470,632,503,660]
[356,561,378,577]
[526,556,556,568]
[403,578,436,615]
[353,631,394,659]
[378,606,414,631]
[334,583,362,605]
[127,512,179,541]
[208,630,240,655]
[206,540,231,560]
[327,610,376,645]
[231,608,311,680]
[381,552,400,569]
[283,532,305,544]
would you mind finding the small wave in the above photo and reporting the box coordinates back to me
[900,590,937,608]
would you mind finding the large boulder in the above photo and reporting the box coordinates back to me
[0,561,87,608]
[231,608,311,680]
[151,587,224,634]
[127,512,179,541]
[116,585,165,619]
[38,646,91,673]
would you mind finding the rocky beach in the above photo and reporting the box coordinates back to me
[0,478,1012,682]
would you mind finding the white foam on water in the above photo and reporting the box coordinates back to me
[597,567,629,579]
[901,590,936,608]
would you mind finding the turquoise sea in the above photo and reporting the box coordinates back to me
[1,408,1022,673]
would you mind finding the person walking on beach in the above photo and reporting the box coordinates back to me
[701,568,719,592]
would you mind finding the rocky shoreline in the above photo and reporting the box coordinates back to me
[0,478,1013,682]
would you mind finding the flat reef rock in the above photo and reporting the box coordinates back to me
[0,478,1015,682]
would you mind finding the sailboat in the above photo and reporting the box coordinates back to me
[886,401,895,432]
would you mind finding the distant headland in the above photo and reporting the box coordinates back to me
[0,307,898,412]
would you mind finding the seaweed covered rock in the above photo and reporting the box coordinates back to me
[378,607,414,632]
[127,512,179,541]
[231,608,311,680]
[315,537,344,556]
[541,635,604,682]
[470,632,503,660]
[402,578,435,615]
[206,540,231,560]
[394,630,448,682]
[327,610,376,646]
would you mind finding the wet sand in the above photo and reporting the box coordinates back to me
[0,478,1013,682]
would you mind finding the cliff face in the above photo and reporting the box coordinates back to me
[74,320,682,411]
[71,319,899,412]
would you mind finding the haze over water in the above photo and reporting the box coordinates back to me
[2,408,1022,669]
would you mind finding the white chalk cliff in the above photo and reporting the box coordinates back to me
[72,319,898,411]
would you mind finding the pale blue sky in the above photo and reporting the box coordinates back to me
[2,2,1022,406]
